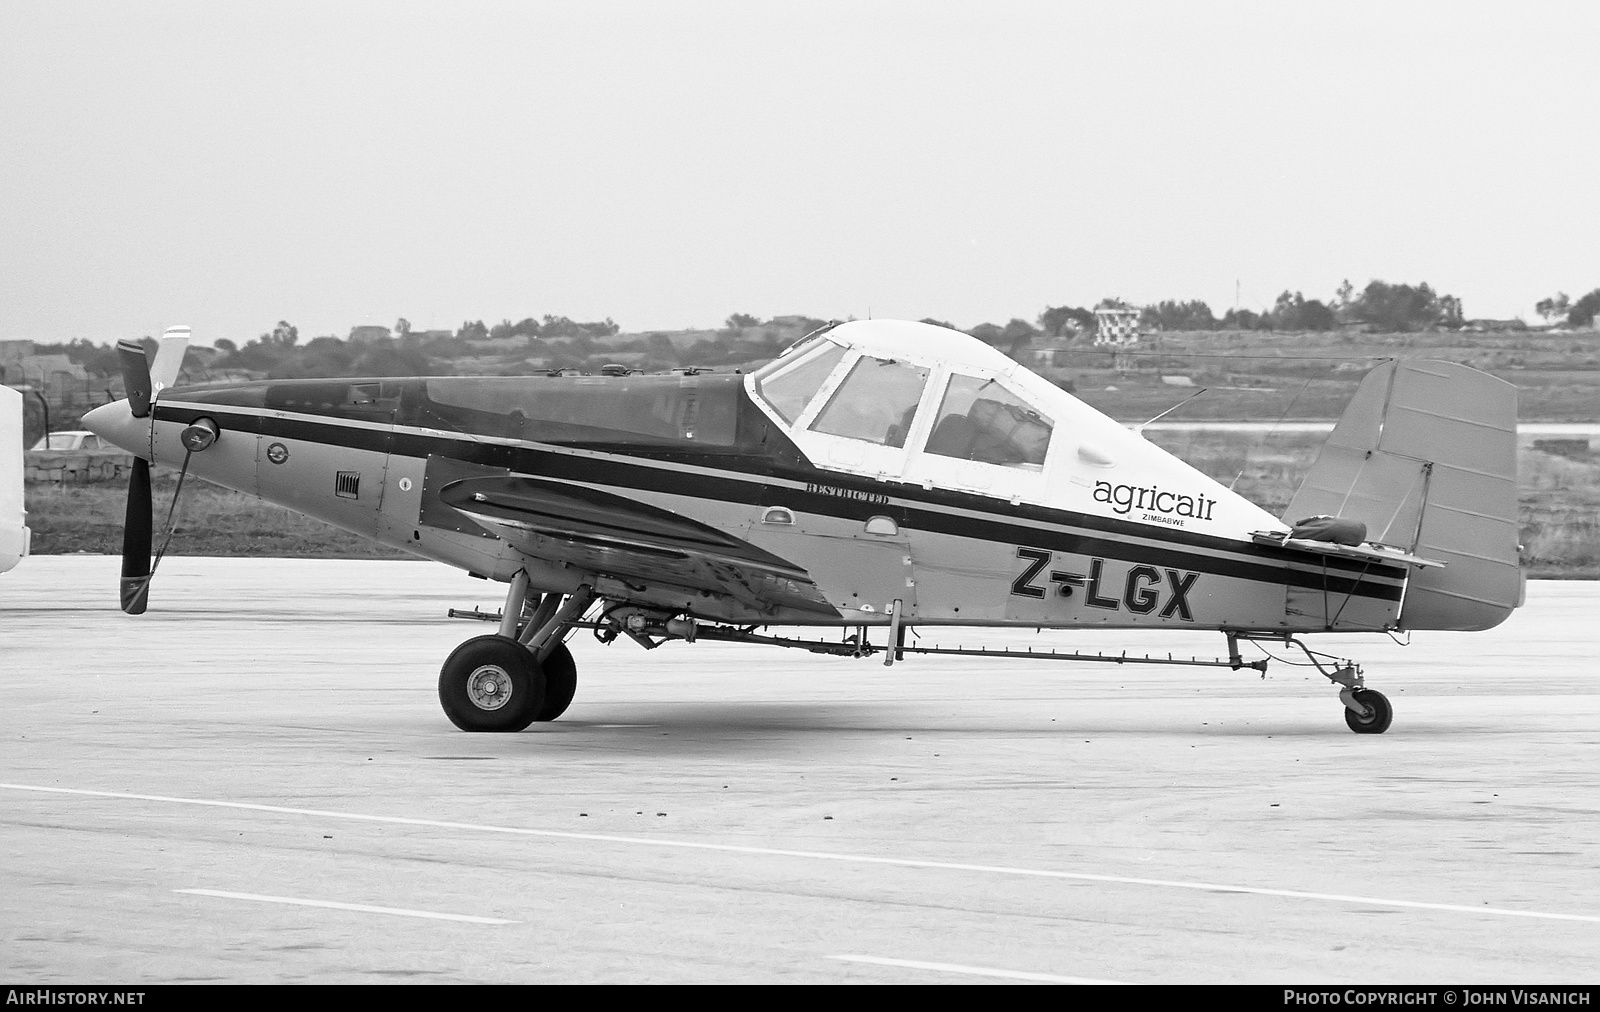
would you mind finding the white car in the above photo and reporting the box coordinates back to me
[28,430,105,451]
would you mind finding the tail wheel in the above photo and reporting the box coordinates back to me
[535,643,578,722]
[1343,688,1393,735]
[439,635,545,732]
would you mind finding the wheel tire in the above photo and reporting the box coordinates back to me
[534,642,578,721]
[1343,688,1393,735]
[438,635,545,732]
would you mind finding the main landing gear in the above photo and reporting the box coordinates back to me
[437,573,592,732]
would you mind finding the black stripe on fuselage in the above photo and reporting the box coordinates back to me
[157,404,1406,601]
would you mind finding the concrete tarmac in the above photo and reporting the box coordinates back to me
[2,557,1597,984]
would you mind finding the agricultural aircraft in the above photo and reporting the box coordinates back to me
[82,320,1522,734]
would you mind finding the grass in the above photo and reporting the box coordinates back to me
[24,432,1598,577]
[24,475,413,558]
[1046,328,1600,422]
[1140,429,1600,578]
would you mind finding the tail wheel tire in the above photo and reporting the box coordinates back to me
[535,643,578,722]
[1343,688,1393,735]
[439,635,545,732]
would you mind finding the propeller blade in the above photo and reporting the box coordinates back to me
[120,457,152,614]
[150,326,190,394]
[117,340,152,419]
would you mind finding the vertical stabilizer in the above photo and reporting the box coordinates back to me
[1285,360,1520,631]
[1,385,30,573]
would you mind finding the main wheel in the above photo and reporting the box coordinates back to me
[439,635,545,732]
[534,642,578,722]
[1343,688,1393,735]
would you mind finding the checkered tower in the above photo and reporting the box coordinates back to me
[1092,307,1141,347]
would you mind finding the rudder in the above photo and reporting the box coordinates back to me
[1285,360,1520,631]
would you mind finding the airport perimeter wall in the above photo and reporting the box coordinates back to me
[24,449,136,484]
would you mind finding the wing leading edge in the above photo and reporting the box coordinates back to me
[422,455,837,621]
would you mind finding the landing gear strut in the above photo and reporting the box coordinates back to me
[1270,634,1393,735]
[437,575,591,731]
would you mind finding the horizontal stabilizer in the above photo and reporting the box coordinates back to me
[1285,360,1520,631]
[1250,530,1445,569]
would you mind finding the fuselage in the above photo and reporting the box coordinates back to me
[85,321,1412,633]
[1,385,29,574]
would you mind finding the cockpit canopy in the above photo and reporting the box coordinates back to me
[750,321,1054,472]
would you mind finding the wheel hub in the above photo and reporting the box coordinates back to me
[466,664,514,710]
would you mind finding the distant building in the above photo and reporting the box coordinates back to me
[1092,308,1141,348]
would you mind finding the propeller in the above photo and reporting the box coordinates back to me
[116,339,152,418]
[121,458,153,614]
[115,339,155,614]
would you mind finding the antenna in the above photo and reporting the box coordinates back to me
[1135,387,1208,435]
[1229,377,1313,491]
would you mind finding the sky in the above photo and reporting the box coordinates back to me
[2,0,1596,346]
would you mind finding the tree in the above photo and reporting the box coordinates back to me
[455,320,489,342]
[266,320,298,347]
[1437,295,1464,328]
[998,318,1040,358]
[1140,300,1217,331]
[1268,291,1335,331]
[539,316,619,339]
[395,318,412,337]
[1037,305,1095,337]
[725,313,761,330]
[1221,308,1268,330]
[965,322,1005,344]
[1348,280,1458,332]
[214,338,237,354]
[1536,293,1571,322]
[267,336,353,379]
[354,343,431,376]
[1568,289,1600,328]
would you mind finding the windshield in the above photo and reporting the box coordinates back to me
[752,339,847,425]
[810,356,930,448]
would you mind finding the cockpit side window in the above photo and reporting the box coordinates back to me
[809,356,930,448]
[754,341,847,425]
[924,374,1052,467]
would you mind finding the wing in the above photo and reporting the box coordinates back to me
[428,462,837,620]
